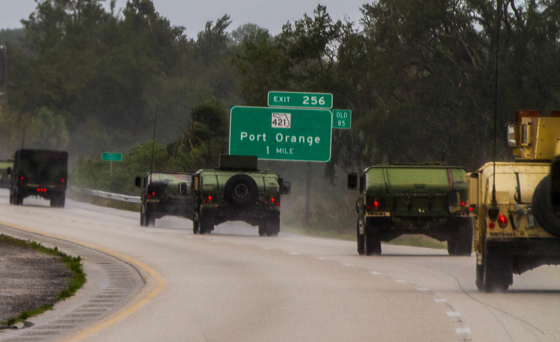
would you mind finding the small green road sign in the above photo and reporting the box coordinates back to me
[230,106,332,162]
[102,152,122,161]
[268,91,333,109]
[333,110,352,129]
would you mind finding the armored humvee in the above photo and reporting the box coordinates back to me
[8,149,68,207]
[0,160,12,189]
[191,155,291,236]
[347,164,472,256]
[134,171,193,227]
[469,110,560,292]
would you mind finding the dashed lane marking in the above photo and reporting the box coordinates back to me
[455,328,471,334]
[447,311,461,317]
[434,298,447,303]
[370,271,383,275]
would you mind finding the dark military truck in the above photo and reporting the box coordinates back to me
[135,172,193,227]
[0,160,12,189]
[192,155,291,236]
[347,164,472,256]
[7,149,68,207]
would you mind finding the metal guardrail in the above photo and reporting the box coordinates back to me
[71,187,141,203]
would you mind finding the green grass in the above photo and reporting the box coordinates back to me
[0,234,86,327]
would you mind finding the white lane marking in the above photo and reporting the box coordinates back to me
[434,298,447,303]
[456,328,471,334]
[316,257,325,260]
[290,252,300,255]
[261,247,270,250]
[342,264,355,267]
[447,311,461,317]
[394,279,407,283]
[416,287,429,291]
[370,271,383,275]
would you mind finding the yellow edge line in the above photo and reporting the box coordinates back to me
[0,221,167,342]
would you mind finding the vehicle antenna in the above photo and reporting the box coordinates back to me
[489,0,501,220]
[150,104,158,175]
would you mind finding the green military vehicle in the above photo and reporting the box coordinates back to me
[8,149,68,207]
[469,110,560,292]
[347,164,472,256]
[135,172,194,227]
[0,160,12,189]
[191,155,291,236]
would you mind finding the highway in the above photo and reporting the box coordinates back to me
[1,189,560,342]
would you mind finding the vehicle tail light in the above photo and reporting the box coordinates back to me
[498,213,508,229]
[271,196,280,206]
[489,222,495,229]
[366,196,381,211]
[203,194,213,203]
[19,175,24,186]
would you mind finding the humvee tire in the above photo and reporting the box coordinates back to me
[364,224,382,255]
[193,218,200,234]
[532,175,560,237]
[446,217,473,256]
[357,219,365,255]
[224,174,258,209]
[258,219,268,236]
[482,254,512,293]
[266,217,280,236]
[199,214,213,234]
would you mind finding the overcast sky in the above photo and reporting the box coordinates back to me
[0,0,367,37]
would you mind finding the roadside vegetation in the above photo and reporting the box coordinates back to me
[2,0,560,235]
[0,234,86,326]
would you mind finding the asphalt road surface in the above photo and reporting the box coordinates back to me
[1,189,560,342]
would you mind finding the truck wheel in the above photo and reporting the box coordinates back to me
[447,217,473,256]
[193,218,200,234]
[475,264,484,291]
[15,188,23,205]
[364,228,382,255]
[50,196,57,207]
[58,194,66,208]
[357,219,365,255]
[224,174,258,208]
[199,215,213,234]
[9,190,13,205]
[140,204,147,227]
[532,175,560,237]
[266,217,280,237]
[258,220,268,236]
[482,254,512,293]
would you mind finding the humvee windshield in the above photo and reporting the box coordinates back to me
[150,173,191,187]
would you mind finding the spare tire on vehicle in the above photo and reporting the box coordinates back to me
[532,175,560,237]
[224,174,258,208]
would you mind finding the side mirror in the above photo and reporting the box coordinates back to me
[281,181,291,195]
[178,182,191,195]
[551,157,560,212]
[447,190,464,214]
[347,173,358,190]
[135,176,141,188]
[506,123,519,148]
[6,167,11,175]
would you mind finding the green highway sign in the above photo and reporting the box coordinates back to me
[229,106,332,162]
[268,91,333,109]
[333,110,352,129]
[101,152,122,161]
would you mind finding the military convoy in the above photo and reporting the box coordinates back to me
[469,110,560,292]
[347,164,472,256]
[190,155,290,236]
[134,171,194,227]
[134,155,291,236]
[7,149,68,207]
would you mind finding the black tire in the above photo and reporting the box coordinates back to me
[58,193,65,208]
[193,218,200,234]
[140,204,147,227]
[15,188,23,206]
[223,174,258,209]
[482,254,512,293]
[364,226,382,256]
[258,219,268,236]
[532,175,560,237]
[447,217,473,256]
[475,264,484,291]
[9,190,13,205]
[199,214,213,234]
[357,219,365,255]
[266,217,280,237]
